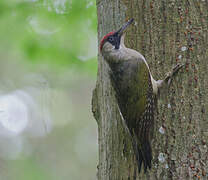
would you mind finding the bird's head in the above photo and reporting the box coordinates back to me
[100,18,134,55]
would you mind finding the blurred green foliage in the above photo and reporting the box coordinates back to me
[0,0,97,75]
[11,158,53,180]
[0,0,98,180]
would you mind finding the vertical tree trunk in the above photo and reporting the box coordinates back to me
[92,0,208,179]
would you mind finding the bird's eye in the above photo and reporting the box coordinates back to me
[108,36,114,43]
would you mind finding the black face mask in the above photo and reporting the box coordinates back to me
[107,32,121,50]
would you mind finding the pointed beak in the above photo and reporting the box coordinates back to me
[116,18,134,37]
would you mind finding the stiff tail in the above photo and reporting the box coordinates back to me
[132,137,152,173]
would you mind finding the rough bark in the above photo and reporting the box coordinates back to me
[92,0,208,179]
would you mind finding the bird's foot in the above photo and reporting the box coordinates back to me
[163,63,184,86]
[155,63,184,93]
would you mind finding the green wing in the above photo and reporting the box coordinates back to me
[110,58,155,172]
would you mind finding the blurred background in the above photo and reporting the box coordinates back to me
[0,0,98,179]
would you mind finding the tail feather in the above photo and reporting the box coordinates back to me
[142,140,152,170]
[138,149,143,173]
[132,137,152,173]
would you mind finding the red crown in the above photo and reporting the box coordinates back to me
[100,31,115,51]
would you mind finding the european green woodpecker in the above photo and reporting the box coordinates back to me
[100,18,183,173]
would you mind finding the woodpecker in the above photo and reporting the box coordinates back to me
[100,18,183,173]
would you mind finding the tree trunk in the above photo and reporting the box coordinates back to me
[92,0,208,179]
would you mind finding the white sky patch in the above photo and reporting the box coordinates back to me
[0,72,53,159]
[77,20,97,61]
[86,1,93,8]
[74,127,97,164]
[0,86,52,138]
[78,34,97,61]
[50,88,73,127]
[53,0,67,14]
[28,16,60,35]
[21,74,52,137]
[0,94,28,135]
[0,136,23,160]
[43,0,71,14]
